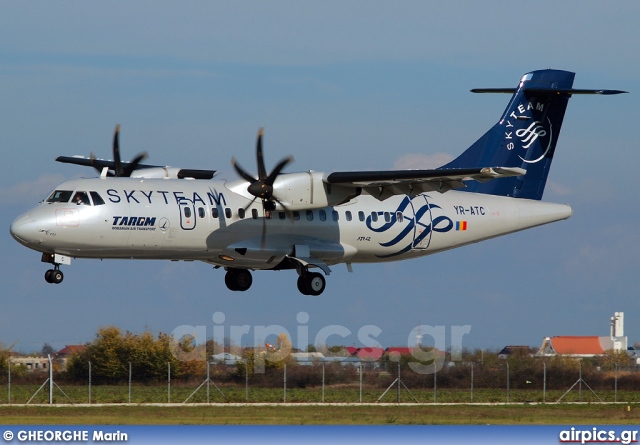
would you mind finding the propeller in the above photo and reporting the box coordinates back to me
[90,125,148,177]
[232,128,293,211]
[232,128,294,247]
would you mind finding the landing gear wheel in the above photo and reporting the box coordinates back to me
[297,272,326,296]
[225,269,252,292]
[45,269,63,284]
[306,272,326,296]
[297,276,310,295]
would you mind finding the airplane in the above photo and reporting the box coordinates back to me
[10,69,626,296]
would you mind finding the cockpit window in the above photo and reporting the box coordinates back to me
[46,190,73,203]
[90,191,105,206]
[72,191,90,205]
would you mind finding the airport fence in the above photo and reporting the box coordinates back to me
[2,358,640,404]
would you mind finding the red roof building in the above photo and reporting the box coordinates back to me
[385,347,413,356]
[56,345,86,357]
[355,347,385,361]
[537,336,611,357]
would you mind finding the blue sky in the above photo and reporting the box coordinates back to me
[1,1,639,354]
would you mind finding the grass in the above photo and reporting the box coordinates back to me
[0,404,639,425]
[1,384,640,405]
[0,384,639,425]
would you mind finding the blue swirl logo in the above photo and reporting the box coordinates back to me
[365,195,453,258]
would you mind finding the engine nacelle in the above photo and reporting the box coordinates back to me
[130,167,215,180]
[273,172,357,209]
[130,167,181,179]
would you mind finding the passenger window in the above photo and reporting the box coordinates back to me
[72,191,90,206]
[319,210,326,221]
[225,208,232,219]
[358,211,365,222]
[199,207,205,218]
[306,210,314,221]
[279,212,286,220]
[238,208,245,219]
[346,211,352,222]
[46,190,73,203]
[332,210,339,221]
[371,212,378,222]
[90,192,105,206]
[396,211,403,223]
[293,211,300,221]
[252,209,258,219]
[184,207,192,218]
[212,208,219,218]
[384,212,390,223]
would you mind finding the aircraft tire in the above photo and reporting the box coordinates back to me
[297,276,310,295]
[297,272,325,296]
[306,272,326,296]
[51,270,63,284]
[225,269,252,292]
[225,271,239,291]
[234,270,253,292]
[44,270,53,283]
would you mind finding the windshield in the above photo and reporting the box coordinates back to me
[46,190,73,203]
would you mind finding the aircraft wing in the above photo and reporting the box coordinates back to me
[56,155,159,171]
[56,156,217,180]
[324,167,525,200]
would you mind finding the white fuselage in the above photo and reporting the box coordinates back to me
[10,175,572,271]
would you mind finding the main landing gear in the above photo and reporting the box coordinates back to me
[223,267,327,295]
[44,266,64,284]
[296,271,326,296]
[224,268,253,292]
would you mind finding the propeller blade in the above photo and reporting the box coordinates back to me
[113,125,123,177]
[260,208,267,249]
[272,196,295,222]
[256,128,267,180]
[89,152,102,175]
[123,152,148,177]
[265,156,293,186]
[242,196,258,214]
[232,157,259,184]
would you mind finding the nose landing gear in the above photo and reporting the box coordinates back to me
[44,267,64,284]
[41,253,69,284]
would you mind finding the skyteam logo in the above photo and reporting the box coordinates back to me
[366,195,453,258]
[517,117,553,164]
[112,216,157,231]
[503,100,553,164]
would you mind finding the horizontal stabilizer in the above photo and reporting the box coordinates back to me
[471,88,627,95]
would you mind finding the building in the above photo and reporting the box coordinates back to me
[9,356,49,372]
[210,352,243,366]
[498,346,535,359]
[290,352,325,366]
[537,312,629,358]
[54,345,86,370]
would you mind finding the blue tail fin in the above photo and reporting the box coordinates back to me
[440,69,577,200]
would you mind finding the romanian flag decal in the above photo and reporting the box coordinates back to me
[456,221,467,231]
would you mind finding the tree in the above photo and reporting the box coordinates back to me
[65,326,190,383]
[41,343,56,357]
[0,341,13,374]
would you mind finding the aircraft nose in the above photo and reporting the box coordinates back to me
[10,213,38,246]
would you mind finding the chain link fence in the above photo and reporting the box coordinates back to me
[2,358,639,404]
